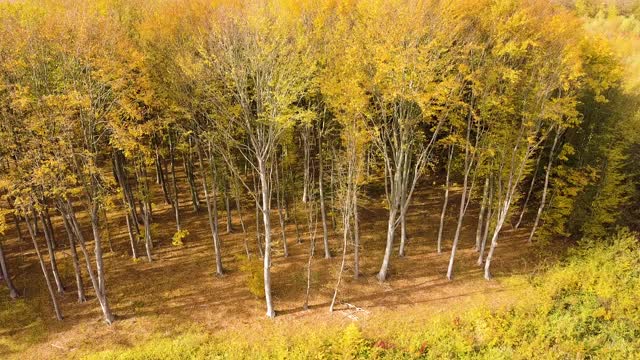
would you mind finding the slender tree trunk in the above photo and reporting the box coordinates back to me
[64,201,114,324]
[330,157,337,230]
[113,151,139,258]
[275,163,288,257]
[102,208,114,253]
[31,208,39,236]
[0,238,19,299]
[330,170,353,312]
[168,131,181,232]
[25,216,62,320]
[40,212,64,294]
[257,157,275,318]
[136,163,153,262]
[301,127,311,203]
[528,132,560,243]
[184,140,201,212]
[12,213,24,243]
[398,181,409,257]
[303,202,318,310]
[437,145,454,254]
[378,207,397,282]
[234,183,250,258]
[62,216,86,303]
[515,150,543,229]
[90,206,106,295]
[318,139,331,258]
[477,177,494,266]
[43,210,57,250]
[447,112,475,281]
[124,211,138,259]
[198,147,223,276]
[475,177,490,251]
[353,190,360,279]
[252,171,264,258]
[155,142,171,205]
[224,181,233,233]
[291,198,302,244]
[209,153,224,275]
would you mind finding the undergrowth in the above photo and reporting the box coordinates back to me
[79,229,639,359]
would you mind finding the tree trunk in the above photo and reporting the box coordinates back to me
[353,190,360,279]
[477,175,493,265]
[275,163,288,257]
[155,142,172,205]
[168,131,181,232]
[318,138,331,258]
[25,216,62,320]
[447,112,475,281]
[303,202,317,310]
[377,206,397,282]
[252,171,264,258]
[301,127,311,203]
[43,210,57,250]
[398,185,409,256]
[234,183,250,258]
[61,216,86,303]
[40,212,64,294]
[475,177,489,251]
[528,131,560,243]
[224,181,233,233]
[515,150,543,229]
[199,147,223,276]
[257,157,275,318]
[0,238,19,299]
[102,207,114,253]
[64,201,114,324]
[184,140,201,212]
[437,145,454,254]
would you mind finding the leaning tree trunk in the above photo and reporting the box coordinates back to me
[515,150,543,229]
[61,216,86,303]
[528,132,560,243]
[40,212,64,294]
[25,216,62,320]
[113,151,139,258]
[477,175,494,265]
[330,195,352,312]
[65,201,114,324]
[0,238,19,299]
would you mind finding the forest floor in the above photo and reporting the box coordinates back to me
[0,177,567,359]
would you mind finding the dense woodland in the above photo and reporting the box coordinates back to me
[0,0,639,332]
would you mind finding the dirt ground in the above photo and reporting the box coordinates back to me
[0,178,564,359]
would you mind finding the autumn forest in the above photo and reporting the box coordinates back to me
[1,0,639,358]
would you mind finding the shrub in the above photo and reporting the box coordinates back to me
[237,256,265,299]
[172,229,189,246]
